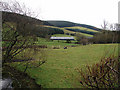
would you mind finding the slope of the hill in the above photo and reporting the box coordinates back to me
[2,11,52,26]
[46,20,102,31]
[2,12,64,37]
[43,25,94,37]
[3,12,101,37]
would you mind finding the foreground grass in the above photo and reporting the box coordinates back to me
[10,44,118,88]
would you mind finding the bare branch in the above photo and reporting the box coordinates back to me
[101,20,108,30]
[0,0,37,18]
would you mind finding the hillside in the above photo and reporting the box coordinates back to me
[3,11,101,37]
[46,20,102,31]
[2,11,52,26]
[44,20,102,37]
[43,25,94,37]
[2,11,64,37]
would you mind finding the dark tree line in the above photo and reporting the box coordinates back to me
[33,26,64,38]
[91,30,120,44]
[75,30,120,45]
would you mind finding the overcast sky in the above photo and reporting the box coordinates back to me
[3,0,120,28]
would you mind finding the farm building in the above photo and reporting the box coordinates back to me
[50,37,75,40]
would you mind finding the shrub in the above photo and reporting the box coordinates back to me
[76,34,88,45]
[80,38,88,45]
[76,56,119,88]
[52,46,60,49]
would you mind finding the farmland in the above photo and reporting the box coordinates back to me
[2,11,119,88]
[43,25,94,37]
[10,43,118,88]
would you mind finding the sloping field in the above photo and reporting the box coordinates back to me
[64,26,99,33]
[44,25,94,37]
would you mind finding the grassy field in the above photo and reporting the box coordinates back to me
[52,34,72,37]
[44,25,94,37]
[64,26,99,33]
[10,43,118,88]
[36,37,78,48]
[63,29,93,37]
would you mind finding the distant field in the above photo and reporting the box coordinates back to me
[10,44,118,88]
[52,34,72,37]
[36,37,78,48]
[63,29,93,37]
[44,25,94,37]
[64,26,99,33]
[43,25,66,31]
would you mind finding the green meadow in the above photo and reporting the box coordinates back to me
[10,43,118,88]
[36,36,78,48]
[2,11,118,88]
[64,26,98,33]
[43,25,94,37]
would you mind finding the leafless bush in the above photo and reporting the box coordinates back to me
[76,56,119,88]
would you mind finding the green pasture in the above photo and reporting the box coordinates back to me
[52,34,72,37]
[36,37,78,48]
[10,44,118,88]
[63,29,93,37]
[64,26,99,33]
[44,25,93,37]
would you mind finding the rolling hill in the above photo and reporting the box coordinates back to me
[46,20,102,31]
[43,25,94,37]
[44,20,102,37]
[3,11,102,37]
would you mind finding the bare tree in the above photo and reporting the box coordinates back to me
[115,23,120,31]
[109,23,116,31]
[101,20,108,30]
[0,0,38,17]
[1,0,46,69]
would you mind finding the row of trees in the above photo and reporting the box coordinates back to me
[75,21,120,45]
[92,30,119,44]
[92,21,120,44]
[76,31,119,45]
